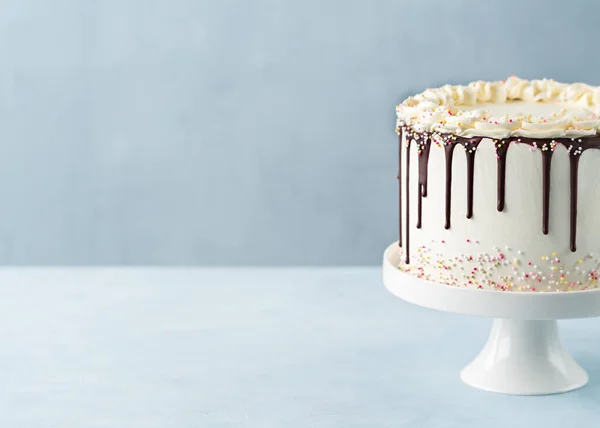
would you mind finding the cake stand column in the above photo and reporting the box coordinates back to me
[460,319,588,395]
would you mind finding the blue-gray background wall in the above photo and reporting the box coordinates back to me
[1,0,599,265]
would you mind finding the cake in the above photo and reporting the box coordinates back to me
[395,76,600,292]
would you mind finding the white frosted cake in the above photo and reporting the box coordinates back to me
[395,76,600,292]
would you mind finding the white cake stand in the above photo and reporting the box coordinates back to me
[383,242,600,395]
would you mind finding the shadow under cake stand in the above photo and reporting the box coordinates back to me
[383,242,600,395]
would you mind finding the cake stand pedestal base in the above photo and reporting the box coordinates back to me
[460,319,587,395]
[383,242,600,395]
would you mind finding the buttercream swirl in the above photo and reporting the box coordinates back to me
[396,77,600,139]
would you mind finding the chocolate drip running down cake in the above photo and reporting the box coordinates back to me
[395,76,600,292]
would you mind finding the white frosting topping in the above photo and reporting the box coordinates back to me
[396,77,600,139]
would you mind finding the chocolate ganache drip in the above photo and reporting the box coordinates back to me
[443,143,455,230]
[404,135,411,264]
[441,135,482,229]
[569,153,580,252]
[464,138,482,220]
[416,137,431,229]
[397,126,600,264]
[541,150,553,235]
[397,131,403,249]
[495,139,510,212]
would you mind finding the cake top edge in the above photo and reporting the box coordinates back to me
[396,76,600,139]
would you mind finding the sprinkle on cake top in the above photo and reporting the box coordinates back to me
[396,76,600,139]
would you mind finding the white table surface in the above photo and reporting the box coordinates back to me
[0,267,599,427]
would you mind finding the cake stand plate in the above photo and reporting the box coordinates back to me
[383,242,600,395]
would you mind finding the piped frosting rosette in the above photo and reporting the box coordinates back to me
[396,77,600,139]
